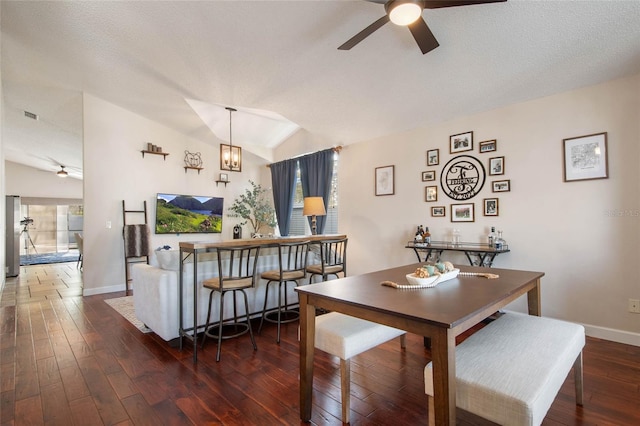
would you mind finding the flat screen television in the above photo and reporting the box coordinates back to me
[155,193,224,234]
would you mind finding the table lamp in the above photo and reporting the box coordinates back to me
[303,197,326,235]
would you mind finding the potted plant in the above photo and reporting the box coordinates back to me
[228,180,277,236]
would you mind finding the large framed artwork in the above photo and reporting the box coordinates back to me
[375,165,395,196]
[563,132,608,182]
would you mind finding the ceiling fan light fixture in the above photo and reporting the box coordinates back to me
[386,0,423,26]
[57,166,68,177]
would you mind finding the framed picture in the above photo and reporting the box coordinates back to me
[483,198,499,216]
[492,179,511,192]
[220,144,242,172]
[489,156,505,175]
[431,206,445,217]
[479,139,497,153]
[427,149,439,166]
[563,132,608,182]
[422,171,436,181]
[450,131,473,154]
[425,186,438,202]
[451,203,474,222]
[219,173,229,182]
[375,165,395,196]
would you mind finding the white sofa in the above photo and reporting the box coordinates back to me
[132,248,316,341]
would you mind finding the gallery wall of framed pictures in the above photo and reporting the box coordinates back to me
[419,129,608,236]
[424,130,513,220]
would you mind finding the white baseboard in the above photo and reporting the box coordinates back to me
[583,323,640,347]
[83,283,126,296]
[502,309,640,347]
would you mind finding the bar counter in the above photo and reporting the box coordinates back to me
[178,234,347,362]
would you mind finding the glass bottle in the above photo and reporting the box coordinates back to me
[423,226,431,244]
[495,230,505,250]
[488,226,497,247]
[452,228,461,247]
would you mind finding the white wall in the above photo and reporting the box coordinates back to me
[82,93,269,295]
[335,74,640,345]
[5,160,83,198]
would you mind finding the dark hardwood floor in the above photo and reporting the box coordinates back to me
[1,262,639,425]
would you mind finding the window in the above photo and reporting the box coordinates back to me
[288,153,338,235]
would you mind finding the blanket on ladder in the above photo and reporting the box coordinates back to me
[124,224,151,258]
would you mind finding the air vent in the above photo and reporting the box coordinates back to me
[24,111,39,120]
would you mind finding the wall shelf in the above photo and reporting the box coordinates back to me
[184,166,203,174]
[141,150,169,160]
[215,180,230,187]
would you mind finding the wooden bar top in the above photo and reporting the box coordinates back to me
[179,234,346,251]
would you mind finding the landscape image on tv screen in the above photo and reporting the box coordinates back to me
[155,193,224,234]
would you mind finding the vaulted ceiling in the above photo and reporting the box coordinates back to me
[3,1,640,179]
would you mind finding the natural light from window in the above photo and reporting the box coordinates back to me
[288,153,338,235]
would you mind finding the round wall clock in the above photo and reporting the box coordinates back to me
[440,155,486,200]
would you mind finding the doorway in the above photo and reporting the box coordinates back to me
[20,203,83,255]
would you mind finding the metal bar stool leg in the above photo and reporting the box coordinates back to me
[216,289,225,362]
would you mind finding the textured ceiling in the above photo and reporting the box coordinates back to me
[2,0,640,179]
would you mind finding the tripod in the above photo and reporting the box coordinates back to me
[21,223,38,254]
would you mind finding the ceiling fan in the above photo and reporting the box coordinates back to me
[35,156,82,178]
[339,0,506,54]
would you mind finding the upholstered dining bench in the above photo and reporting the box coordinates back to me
[424,311,585,426]
[315,312,406,424]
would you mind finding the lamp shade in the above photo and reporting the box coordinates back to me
[303,197,326,216]
[387,0,423,26]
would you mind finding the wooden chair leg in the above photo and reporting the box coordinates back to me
[400,334,406,349]
[340,358,350,424]
[427,395,435,426]
[574,351,584,406]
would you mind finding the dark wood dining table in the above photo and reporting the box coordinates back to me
[296,263,544,426]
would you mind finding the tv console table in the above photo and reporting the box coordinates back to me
[178,234,347,363]
[406,240,510,267]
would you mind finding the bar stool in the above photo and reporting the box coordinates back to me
[258,241,310,343]
[307,238,347,283]
[201,245,261,362]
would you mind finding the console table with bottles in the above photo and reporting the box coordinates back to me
[406,241,510,267]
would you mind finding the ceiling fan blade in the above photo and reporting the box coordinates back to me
[408,18,439,55]
[338,15,390,50]
[423,0,506,9]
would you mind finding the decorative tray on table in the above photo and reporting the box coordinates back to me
[381,262,460,289]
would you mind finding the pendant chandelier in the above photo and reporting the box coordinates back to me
[220,107,242,172]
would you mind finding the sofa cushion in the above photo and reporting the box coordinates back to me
[155,249,180,271]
